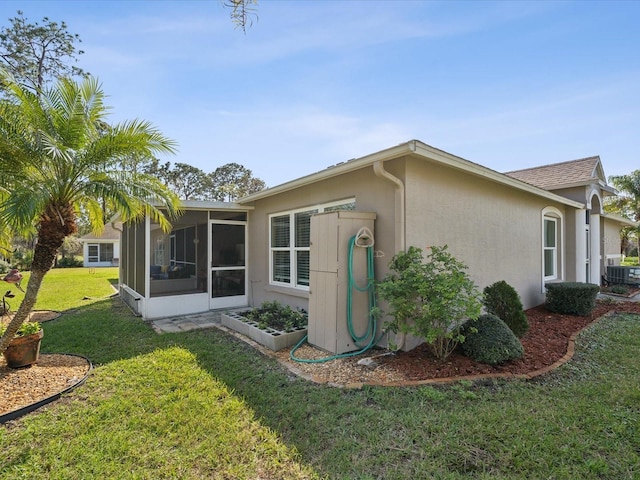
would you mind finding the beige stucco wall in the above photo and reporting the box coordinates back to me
[245,163,401,311]
[602,217,623,268]
[402,158,571,311]
[244,154,597,351]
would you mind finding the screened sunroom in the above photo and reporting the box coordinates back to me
[119,201,252,319]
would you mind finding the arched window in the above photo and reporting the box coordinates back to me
[542,207,563,283]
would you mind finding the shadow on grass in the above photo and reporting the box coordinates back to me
[39,296,640,480]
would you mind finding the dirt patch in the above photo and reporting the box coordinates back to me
[276,299,640,386]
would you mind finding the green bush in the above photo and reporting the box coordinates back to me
[483,280,529,338]
[545,282,600,316]
[0,259,10,274]
[56,256,84,268]
[376,245,482,360]
[461,314,524,365]
[611,285,629,295]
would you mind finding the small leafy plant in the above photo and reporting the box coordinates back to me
[0,320,42,338]
[376,245,482,360]
[0,289,42,339]
[245,300,307,332]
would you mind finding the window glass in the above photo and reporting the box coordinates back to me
[88,244,99,262]
[269,198,354,289]
[544,219,556,248]
[296,251,310,286]
[273,251,291,283]
[544,250,555,277]
[543,217,557,279]
[271,215,290,248]
[295,210,316,248]
[100,243,114,262]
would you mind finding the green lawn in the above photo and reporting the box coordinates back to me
[3,267,119,312]
[1,268,639,479]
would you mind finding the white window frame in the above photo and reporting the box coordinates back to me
[543,218,557,280]
[269,198,355,290]
[542,207,563,288]
[87,244,99,263]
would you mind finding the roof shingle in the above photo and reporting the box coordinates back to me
[505,156,602,190]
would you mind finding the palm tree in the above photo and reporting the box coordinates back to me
[608,170,640,258]
[0,70,182,354]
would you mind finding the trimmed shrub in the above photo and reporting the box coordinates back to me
[545,282,600,316]
[461,314,524,365]
[56,256,84,268]
[483,280,529,338]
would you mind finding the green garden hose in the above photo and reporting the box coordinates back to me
[290,231,378,363]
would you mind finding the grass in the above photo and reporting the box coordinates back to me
[2,268,640,479]
[2,267,118,312]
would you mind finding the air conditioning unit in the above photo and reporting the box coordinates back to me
[606,266,640,285]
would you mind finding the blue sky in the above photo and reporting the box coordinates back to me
[3,1,639,187]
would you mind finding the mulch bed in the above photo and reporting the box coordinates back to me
[280,297,640,386]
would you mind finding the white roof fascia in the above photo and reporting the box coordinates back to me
[238,140,585,209]
[602,212,639,228]
[178,200,254,211]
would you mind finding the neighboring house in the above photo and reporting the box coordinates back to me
[80,222,121,268]
[118,140,636,350]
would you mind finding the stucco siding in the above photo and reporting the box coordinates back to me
[602,217,622,267]
[403,158,569,310]
[245,163,401,311]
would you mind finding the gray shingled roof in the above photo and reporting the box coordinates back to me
[80,222,121,241]
[505,156,602,190]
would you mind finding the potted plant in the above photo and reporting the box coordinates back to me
[1,289,44,368]
[0,320,43,368]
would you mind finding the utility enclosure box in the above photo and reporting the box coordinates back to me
[308,211,376,354]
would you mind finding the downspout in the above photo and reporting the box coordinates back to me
[373,160,405,252]
[373,159,406,350]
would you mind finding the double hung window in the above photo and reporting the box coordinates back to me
[270,199,355,289]
[543,218,557,280]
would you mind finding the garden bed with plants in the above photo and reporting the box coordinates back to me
[221,301,307,351]
[278,298,640,385]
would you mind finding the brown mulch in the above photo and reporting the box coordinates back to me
[277,297,640,386]
[1,310,89,418]
[0,354,91,417]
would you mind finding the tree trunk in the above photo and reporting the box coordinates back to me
[0,268,46,354]
[0,223,62,354]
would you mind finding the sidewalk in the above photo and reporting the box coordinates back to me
[149,308,247,334]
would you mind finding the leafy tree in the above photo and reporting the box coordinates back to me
[376,245,483,360]
[0,70,181,354]
[210,162,266,201]
[607,170,640,258]
[165,163,216,200]
[0,10,86,93]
